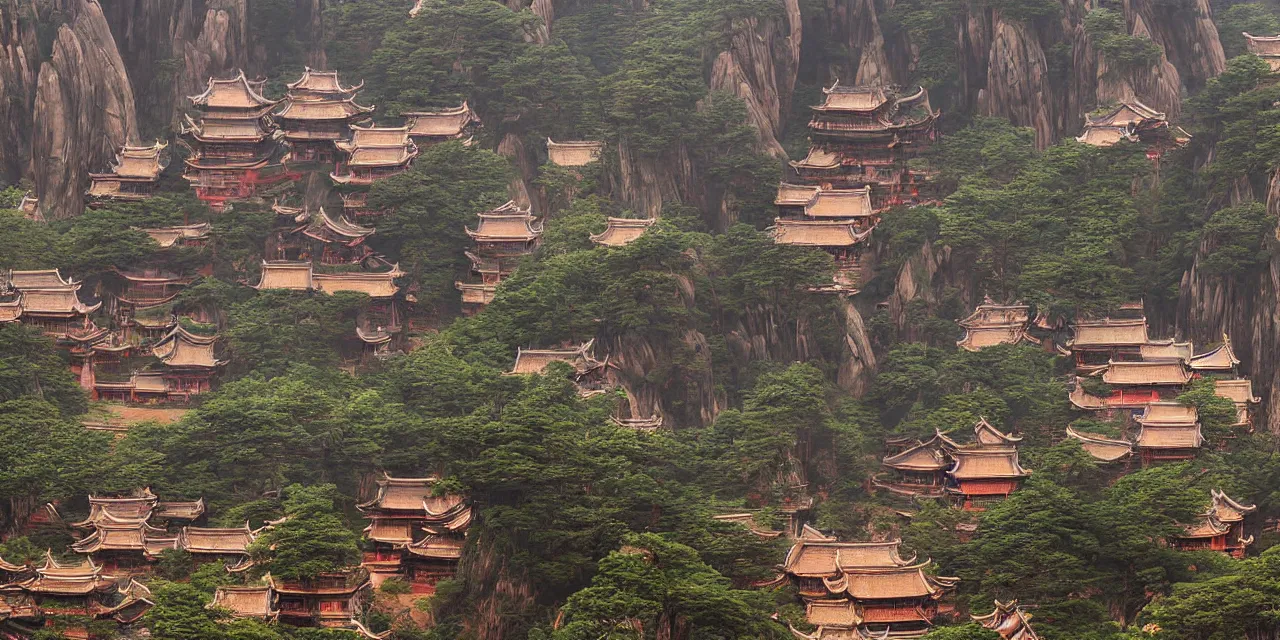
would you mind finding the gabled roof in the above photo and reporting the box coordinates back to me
[404,102,479,138]
[357,475,471,521]
[1140,341,1193,363]
[188,71,277,109]
[466,202,543,242]
[254,261,314,291]
[155,499,206,521]
[1135,402,1197,426]
[814,81,889,112]
[17,554,114,595]
[973,599,1041,640]
[286,67,364,98]
[973,418,1022,446]
[1102,360,1191,386]
[1214,378,1260,404]
[72,490,158,528]
[276,98,374,121]
[71,519,172,554]
[770,218,872,247]
[180,114,272,141]
[1086,101,1166,127]
[341,144,420,168]
[8,269,75,289]
[1065,427,1132,462]
[1069,318,1149,348]
[1244,32,1280,56]
[141,222,212,248]
[336,125,412,152]
[407,534,465,559]
[1189,334,1240,371]
[958,324,1032,351]
[949,448,1031,480]
[959,300,1031,328]
[508,339,603,375]
[547,139,604,166]
[882,433,951,472]
[16,287,101,316]
[1136,424,1203,449]
[297,208,375,241]
[805,187,874,218]
[782,539,917,577]
[805,599,860,629]
[210,586,277,619]
[590,217,656,247]
[152,326,225,369]
[776,183,822,206]
[92,141,167,181]
[789,146,842,170]
[1076,124,1138,147]
[179,525,254,555]
[1212,489,1257,523]
[0,298,20,323]
[312,269,402,299]
[823,561,955,600]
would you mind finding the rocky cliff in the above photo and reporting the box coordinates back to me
[0,1,41,186]
[1178,171,1280,434]
[29,0,139,221]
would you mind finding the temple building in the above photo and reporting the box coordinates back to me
[253,261,403,352]
[267,572,371,631]
[791,82,939,206]
[1172,490,1256,558]
[70,517,176,568]
[1134,402,1203,464]
[590,217,656,247]
[876,431,952,498]
[769,219,872,294]
[1245,32,1280,70]
[947,448,1031,511]
[142,222,212,250]
[877,420,1030,510]
[957,299,1033,351]
[277,68,372,163]
[1076,101,1191,149]
[1102,360,1191,391]
[151,325,225,398]
[507,339,612,396]
[404,103,479,145]
[358,475,472,592]
[87,141,168,204]
[1065,427,1133,463]
[456,201,543,312]
[270,204,378,265]
[178,525,254,571]
[211,585,276,620]
[1189,334,1240,373]
[1,269,101,339]
[331,125,419,185]
[0,553,152,624]
[776,538,957,637]
[1215,378,1260,427]
[1067,318,1150,367]
[180,71,284,209]
[546,139,604,166]
[972,600,1041,640]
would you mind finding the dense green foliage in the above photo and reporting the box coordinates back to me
[7,1,1280,640]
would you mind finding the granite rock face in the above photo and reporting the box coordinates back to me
[30,0,139,220]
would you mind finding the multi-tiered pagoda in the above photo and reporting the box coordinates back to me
[358,475,473,592]
[774,82,940,294]
[275,68,373,164]
[87,141,168,204]
[330,125,419,185]
[180,71,284,209]
[456,201,543,312]
[791,82,939,204]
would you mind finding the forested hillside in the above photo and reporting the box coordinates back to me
[3,0,1280,639]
